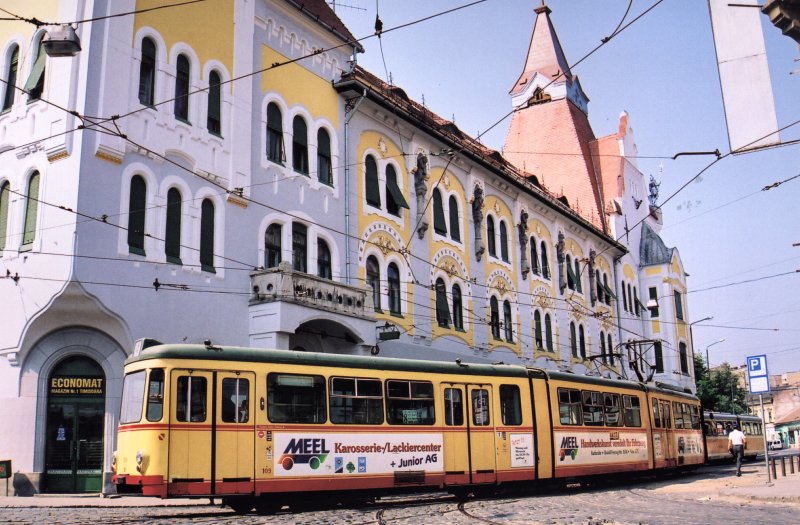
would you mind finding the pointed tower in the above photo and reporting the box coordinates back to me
[503,2,606,231]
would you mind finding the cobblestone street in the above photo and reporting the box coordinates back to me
[3,464,798,525]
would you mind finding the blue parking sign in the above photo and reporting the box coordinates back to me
[746,355,770,393]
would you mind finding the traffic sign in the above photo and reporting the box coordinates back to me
[746,354,770,394]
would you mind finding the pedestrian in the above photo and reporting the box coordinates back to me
[728,423,747,477]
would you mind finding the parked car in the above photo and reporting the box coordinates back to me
[768,437,783,450]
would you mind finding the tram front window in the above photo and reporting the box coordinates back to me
[120,371,146,424]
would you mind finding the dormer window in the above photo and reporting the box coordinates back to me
[527,87,551,106]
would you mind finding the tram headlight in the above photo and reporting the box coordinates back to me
[136,450,146,473]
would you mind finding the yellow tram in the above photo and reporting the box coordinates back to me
[702,411,764,462]
[113,343,704,513]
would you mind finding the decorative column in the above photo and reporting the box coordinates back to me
[556,231,566,294]
[413,151,429,239]
[518,209,530,280]
[472,185,485,261]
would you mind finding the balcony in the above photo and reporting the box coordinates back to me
[250,262,374,321]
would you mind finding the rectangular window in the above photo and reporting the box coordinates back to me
[176,376,207,422]
[385,380,434,425]
[672,402,683,429]
[120,371,146,424]
[268,373,326,424]
[471,389,490,426]
[582,390,604,426]
[221,377,249,423]
[500,385,522,426]
[558,388,582,425]
[690,405,701,430]
[654,342,664,373]
[329,377,384,425]
[661,401,672,428]
[603,392,622,427]
[648,287,659,318]
[444,388,464,426]
[674,290,684,320]
[146,369,165,422]
[292,222,307,273]
[651,398,662,428]
[623,395,641,427]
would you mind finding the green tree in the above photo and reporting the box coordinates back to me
[694,354,747,413]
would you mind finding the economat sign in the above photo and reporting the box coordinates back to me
[556,430,648,465]
[49,376,104,396]
[273,433,443,477]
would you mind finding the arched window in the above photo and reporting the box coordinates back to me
[366,255,381,311]
[490,296,500,340]
[608,333,614,365]
[127,174,145,255]
[499,221,509,262]
[628,284,634,316]
[292,222,307,273]
[448,196,460,242]
[578,325,586,359]
[596,270,603,304]
[200,199,215,272]
[435,278,450,328]
[452,284,463,330]
[545,313,553,352]
[292,116,308,174]
[24,39,45,101]
[317,239,331,279]
[530,237,539,275]
[3,44,18,110]
[165,188,182,264]
[633,286,640,316]
[0,181,9,251]
[540,241,550,279]
[432,188,446,235]
[566,254,574,290]
[207,70,222,135]
[264,224,281,268]
[574,258,582,293]
[600,331,607,364]
[174,54,190,121]
[503,300,513,342]
[385,164,408,217]
[317,128,332,185]
[569,322,577,358]
[365,155,380,207]
[603,273,610,305]
[679,342,689,374]
[266,103,284,163]
[534,310,543,350]
[387,262,401,315]
[622,281,629,311]
[138,37,156,106]
[486,216,496,257]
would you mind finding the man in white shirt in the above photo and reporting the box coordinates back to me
[728,423,747,477]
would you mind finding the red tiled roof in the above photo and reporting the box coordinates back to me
[776,406,800,425]
[511,3,572,95]
[283,0,363,52]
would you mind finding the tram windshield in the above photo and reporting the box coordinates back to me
[120,370,146,423]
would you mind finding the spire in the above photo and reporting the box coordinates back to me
[511,1,572,96]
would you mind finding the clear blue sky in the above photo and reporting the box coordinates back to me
[335,0,800,374]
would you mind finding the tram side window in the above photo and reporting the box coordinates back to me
[690,405,701,430]
[672,402,684,429]
[623,395,641,427]
[558,388,582,425]
[268,373,326,424]
[500,385,522,426]
[221,377,249,423]
[444,388,464,426]
[386,380,435,425]
[582,390,604,426]
[146,369,165,422]
[176,376,207,422]
[471,389,490,426]
[651,398,661,428]
[120,370,147,424]
[329,377,384,425]
[715,422,725,436]
[661,401,672,428]
[603,393,622,427]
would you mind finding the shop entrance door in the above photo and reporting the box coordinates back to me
[45,356,106,493]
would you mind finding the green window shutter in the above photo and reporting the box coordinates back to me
[385,165,409,209]
[317,128,332,185]
[499,222,509,262]
[200,199,215,272]
[165,188,182,264]
[603,282,616,299]
[127,175,146,255]
[433,189,447,235]
[448,196,460,241]
[0,181,9,251]
[22,172,39,246]
[435,279,450,327]
[3,46,18,110]
[24,42,46,97]
[365,155,380,207]
[566,259,576,286]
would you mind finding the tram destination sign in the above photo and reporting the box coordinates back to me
[49,376,105,396]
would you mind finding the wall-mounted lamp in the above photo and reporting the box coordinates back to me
[43,25,81,57]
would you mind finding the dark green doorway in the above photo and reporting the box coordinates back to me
[45,356,105,493]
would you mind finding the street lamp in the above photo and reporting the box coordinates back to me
[688,316,712,378]
[705,338,725,368]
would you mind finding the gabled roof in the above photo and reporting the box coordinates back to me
[511,3,572,95]
[775,405,800,425]
[283,0,363,53]
[640,222,675,266]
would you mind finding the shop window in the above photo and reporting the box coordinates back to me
[267,373,326,424]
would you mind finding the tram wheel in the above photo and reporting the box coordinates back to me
[225,496,255,514]
[255,497,283,515]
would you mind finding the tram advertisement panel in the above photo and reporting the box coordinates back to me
[273,433,444,476]
[555,430,648,465]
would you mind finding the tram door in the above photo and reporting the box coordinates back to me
[214,372,255,494]
[441,385,469,485]
[466,385,497,484]
[169,370,213,494]
[661,400,676,467]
